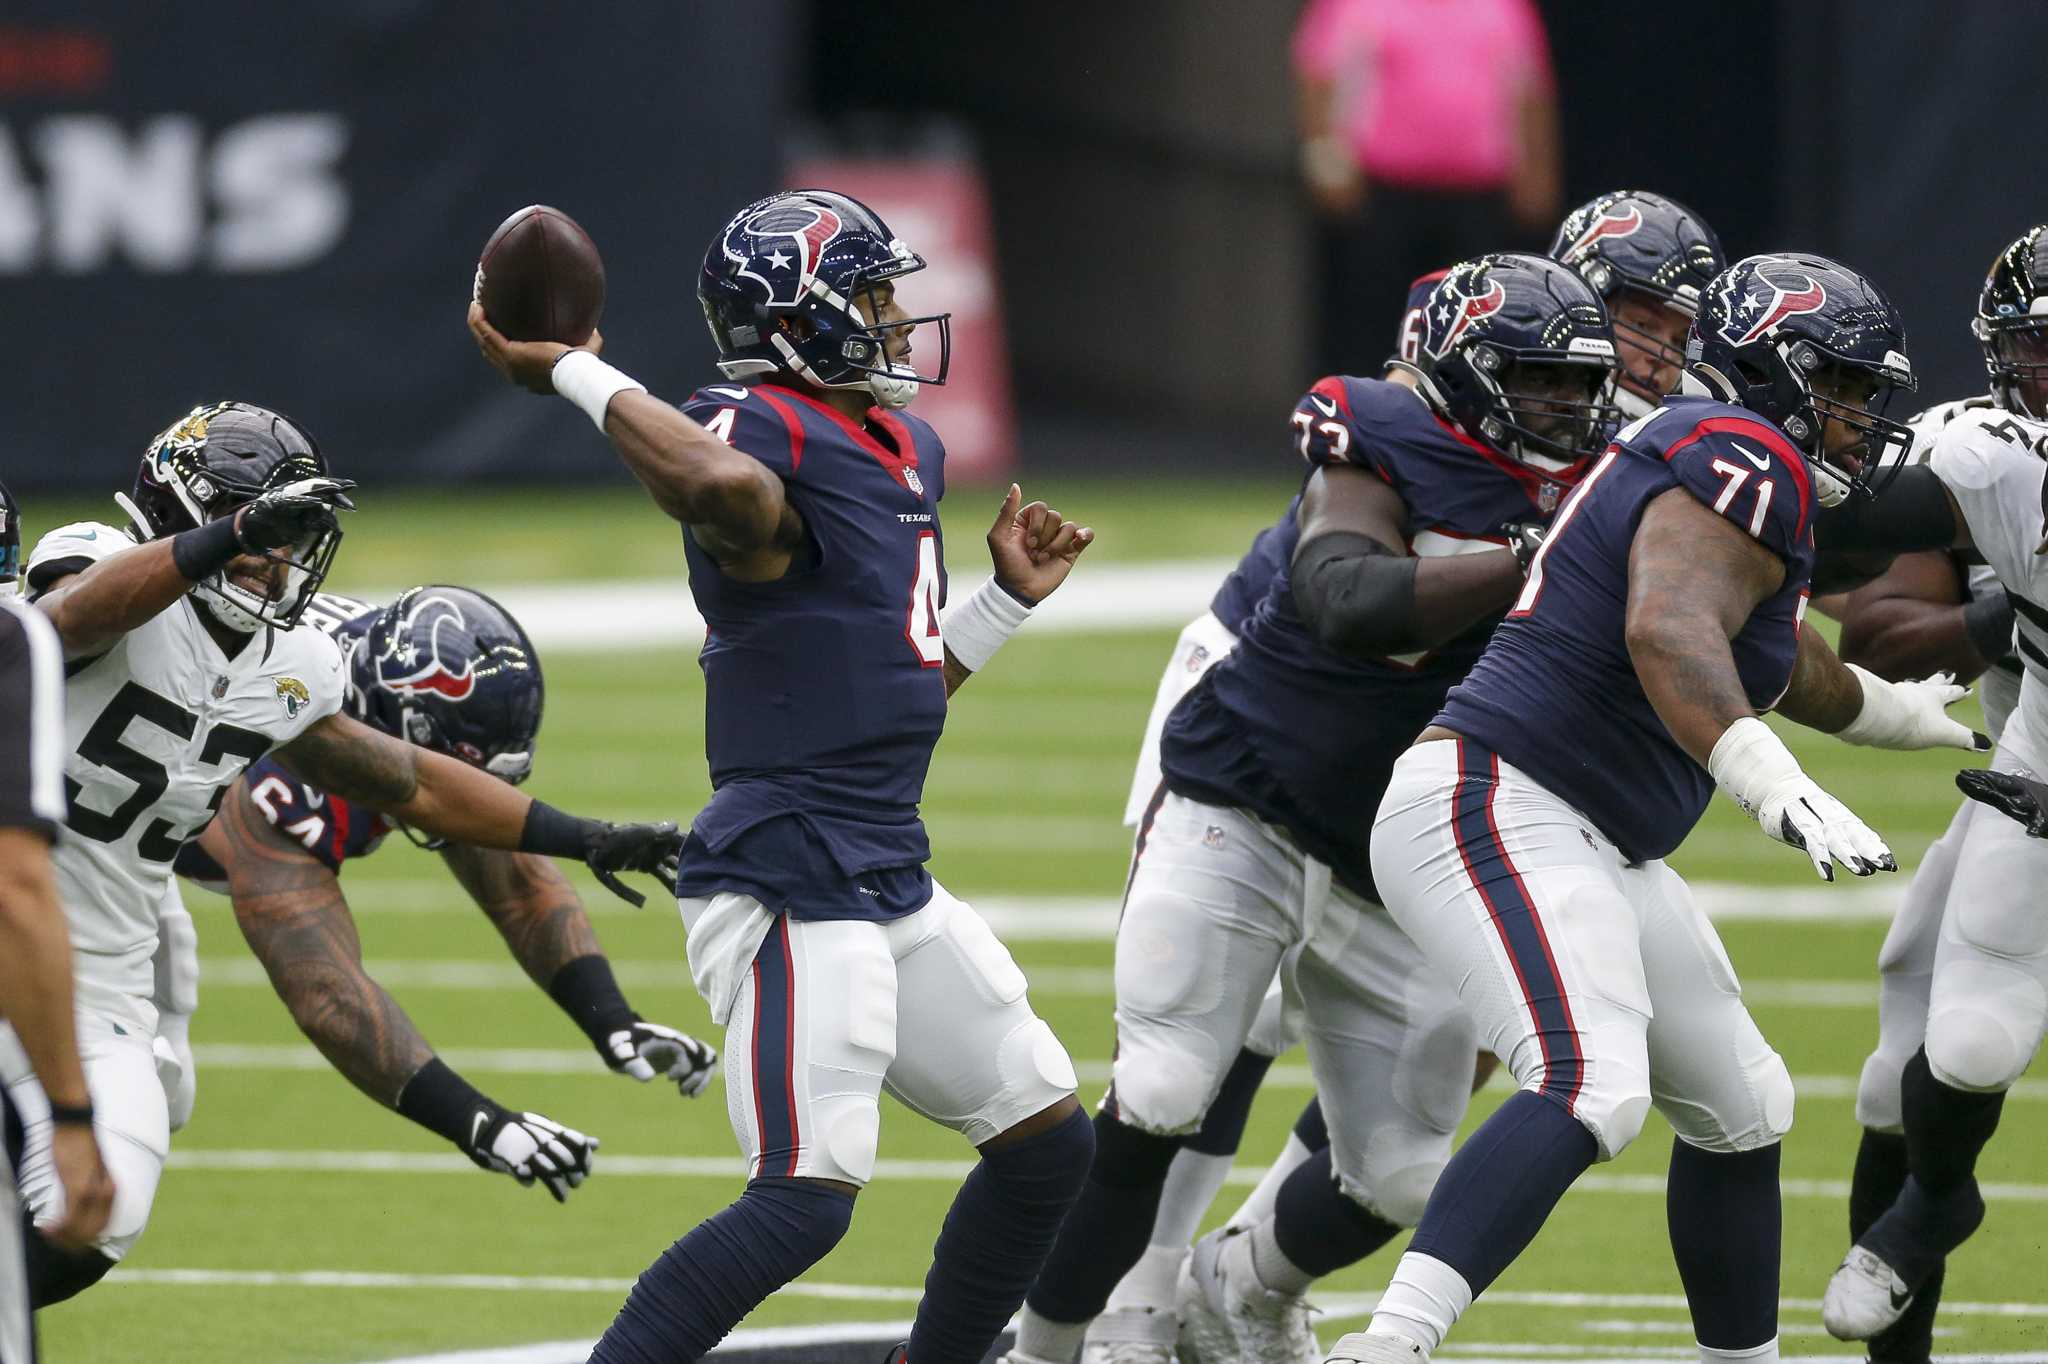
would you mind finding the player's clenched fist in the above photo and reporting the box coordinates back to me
[987,483,1095,605]
[461,1103,597,1202]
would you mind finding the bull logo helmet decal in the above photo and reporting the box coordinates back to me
[1430,273,1508,358]
[1562,202,1644,263]
[375,594,476,702]
[1722,270,1829,348]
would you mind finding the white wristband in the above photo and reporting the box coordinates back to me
[1706,715,1804,821]
[942,577,1034,674]
[552,350,645,431]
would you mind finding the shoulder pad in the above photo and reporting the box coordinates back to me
[1655,407,1814,553]
[1291,376,1376,471]
[682,385,804,475]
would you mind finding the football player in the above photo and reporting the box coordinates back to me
[468,188,1096,1364]
[1325,254,1981,1364]
[0,480,113,1360]
[1814,225,2048,1351]
[8,404,684,1303]
[1015,254,1622,1364]
[153,587,717,1211]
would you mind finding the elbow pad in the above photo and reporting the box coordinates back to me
[1290,532,1421,656]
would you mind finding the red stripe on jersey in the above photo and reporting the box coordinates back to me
[1429,411,1587,507]
[765,383,924,494]
[328,793,351,865]
[1660,414,1814,536]
[750,386,807,473]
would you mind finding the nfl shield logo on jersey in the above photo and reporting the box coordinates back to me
[904,466,925,497]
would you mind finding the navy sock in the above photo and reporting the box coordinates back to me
[1272,1145,1401,1277]
[1185,1047,1275,1157]
[1665,1139,1781,1351]
[1852,1130,1942,1364]
[1901,1048,2004,1197]
[590,1177,854,1363]
[911,1108,1094,1364]
[1293,1094,1328,1152]
[1024,1108,1181,1324]
[1408,1090,1596,1295]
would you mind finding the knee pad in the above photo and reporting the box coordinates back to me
[1856,1048,1908,1133]
[1340,1154,1443,1229]
[999,1017,1079,1107]
[1109,1043,1218,1136]
[1570,1086,1651,1161]
[1662,1049,1796,1155]
[810,1098,882,1187]
[1926,1008,2032,1093]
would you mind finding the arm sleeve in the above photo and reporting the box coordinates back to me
[1662,418,1812,560]
[680,390,803,480]
[1813,465,1958,569]
[0,603,69,839]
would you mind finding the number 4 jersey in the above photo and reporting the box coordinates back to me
[671,382,949,922]
[27,523,344,1001]
[1436,395,1818,863]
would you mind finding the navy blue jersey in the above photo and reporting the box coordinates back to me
[672,382,949,921]
[1438,395,1818,862]
[1209,503,1299,633]
[1161,376,1576,900]
[174,754,394,884]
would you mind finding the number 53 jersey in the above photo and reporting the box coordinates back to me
[1436,396,1818,864]
[27,523,344,1002]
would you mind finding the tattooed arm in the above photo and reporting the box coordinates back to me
[439,844,600,990]
[1625,487,1788,766]
[272,713,532,848]
[1772,625,1865,734]
[200,782,431,1106]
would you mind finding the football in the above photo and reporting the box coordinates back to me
[473,204,606,345]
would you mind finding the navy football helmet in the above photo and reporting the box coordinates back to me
[699,189,950,410]
[1550,190,1724,412]
[1973,225,2048,419]
[115,401,342,631]
[1398,253,1622,472]
[343,586,543,786]
[0,480,19,593]
[1686,253,1915,505]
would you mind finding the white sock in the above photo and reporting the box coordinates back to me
[1102,1241,1185,1313]
[1014,1306,1089,1363]
[1699,1337,1779,1363]
[1226,1132,1314,1231]
[1368,1251,1473,1355]
[1247,1217,1316,1296]
[1153,1148,1235,1246]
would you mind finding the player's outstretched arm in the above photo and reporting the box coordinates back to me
[1777,618,1986,753]
[466,304,798,561]
[274,712,681,906]
[204,794,600,1198]
[441,844,717,1096]
[941,484,1096,697]
[1289,465,1526,660]
[32,478,351,660]
[1834,551,2010,685]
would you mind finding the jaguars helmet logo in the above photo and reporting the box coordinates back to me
[275,676,311,719]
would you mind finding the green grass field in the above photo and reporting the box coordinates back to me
[30,477,2047,1362]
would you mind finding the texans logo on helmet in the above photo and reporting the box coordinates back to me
[1722,270,1828,347]
[739,202,843,296]
[375,594,477,702]
[1561,202,1644,262]
[1430,274,1507,358]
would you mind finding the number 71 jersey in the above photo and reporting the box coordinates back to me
[26,522,344,1001]
[1436,395,1817,863]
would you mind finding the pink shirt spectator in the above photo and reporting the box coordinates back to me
[1293,0,1553,191]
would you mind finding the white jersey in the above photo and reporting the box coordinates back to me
[1925,409,2048,739]
[27,522,344,1002]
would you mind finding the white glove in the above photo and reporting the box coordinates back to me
[155,1013,197,1133]
[1835,666,1989,752]
[602,1020,719,1097]
[1710,717,1897,881]
[463,1107,598,1202]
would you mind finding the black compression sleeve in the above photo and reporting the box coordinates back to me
[169,516,243,582]
[1815,465,1960,562]
[548,954,637,1046]
[517,799,598,859]
[395,1058,496,1148]
[1964,590,2017,665]
[1289,531,1423,657]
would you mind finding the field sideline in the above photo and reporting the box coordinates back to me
[24,478,2045,1362]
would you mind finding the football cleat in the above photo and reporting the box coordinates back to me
[1177,1227,1320,1364]
[1323,1331,1428,1362]
[1081,1302,1179,1364]
[1822,1244,1915,1341]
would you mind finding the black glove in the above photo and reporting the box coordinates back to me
[234,477,356,555]
[1956,768,2048,838]
[583,820,684,908]
[459,1102,598,1202]
[1504,518,1549,575]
